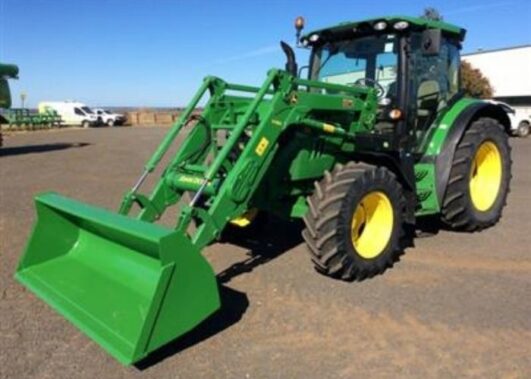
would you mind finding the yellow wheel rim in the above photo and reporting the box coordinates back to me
[351,191,394,259]
[469,141,502,211]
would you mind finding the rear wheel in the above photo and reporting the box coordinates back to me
[302,163,406,281]
[442,117,511,231]
[517,121,529,138]
[107,119,115,127]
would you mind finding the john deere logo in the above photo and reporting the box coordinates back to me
[178,175,203,185]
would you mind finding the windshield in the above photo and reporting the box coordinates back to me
[81,106,94,114]
[312,34,398,98]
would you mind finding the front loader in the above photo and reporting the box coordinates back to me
[16,16,512,365]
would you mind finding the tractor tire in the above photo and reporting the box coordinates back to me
[302,163,406,281]
[441,117,512,231]
[517,121,529,138]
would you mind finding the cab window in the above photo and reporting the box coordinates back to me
[311,34,398,99]
[408,34,462,145]
[74,107,85,116]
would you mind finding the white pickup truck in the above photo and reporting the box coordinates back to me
[93,108,126,127]
[488,100,530,137]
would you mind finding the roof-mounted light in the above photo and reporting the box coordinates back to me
[393,21,409,30]
[309,34,319,43]
[295,16,305,31]
[373,21,387,31]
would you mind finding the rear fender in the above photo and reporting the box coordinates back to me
[424,99,510,205]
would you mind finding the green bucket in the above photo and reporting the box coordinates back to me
[15,193,220,365]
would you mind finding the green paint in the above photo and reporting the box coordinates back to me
[423,98,480,156]
[16,193,219,365]
[0,63,18,109]
[16,15,505,366]
[414,163,439,215]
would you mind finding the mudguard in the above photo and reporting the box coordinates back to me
[423,99,510,205]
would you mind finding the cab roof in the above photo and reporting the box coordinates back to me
[303,15,466,43]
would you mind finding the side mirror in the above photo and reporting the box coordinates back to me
[0,79,12,108]
[421,29,442,56]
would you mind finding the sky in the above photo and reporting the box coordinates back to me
[1,0,530,108]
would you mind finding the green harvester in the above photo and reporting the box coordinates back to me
[0,62,19,145]
[16,16,512,365]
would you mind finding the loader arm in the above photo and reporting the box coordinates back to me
[120,69,376,250]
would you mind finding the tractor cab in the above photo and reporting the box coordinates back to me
[298,16,465,149]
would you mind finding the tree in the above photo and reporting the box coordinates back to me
[460,61,494,99]
[421,7,444,21]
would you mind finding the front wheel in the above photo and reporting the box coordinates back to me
[442,117,512,231]
[302,163,406,281]
[81,120,90,128]
[107,119,115,127]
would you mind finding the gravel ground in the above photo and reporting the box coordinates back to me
[1,126,530,379]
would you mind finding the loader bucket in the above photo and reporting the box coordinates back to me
[15,192,220,365]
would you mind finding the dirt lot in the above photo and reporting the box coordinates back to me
[1,127,530,379]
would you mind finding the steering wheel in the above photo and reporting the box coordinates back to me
[354,78,385,98]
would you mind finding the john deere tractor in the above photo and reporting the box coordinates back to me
[16,16,511,364]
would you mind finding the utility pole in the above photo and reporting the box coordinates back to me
[20,92,27,109]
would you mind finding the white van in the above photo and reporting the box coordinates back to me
[38,101,100,127]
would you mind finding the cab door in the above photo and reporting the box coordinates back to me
[406,33,461,151]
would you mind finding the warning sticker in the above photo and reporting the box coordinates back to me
[255,137,269,156]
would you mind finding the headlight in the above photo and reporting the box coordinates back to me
[393,21,409,30]
[373,21,387,31]
[309,34,319,43]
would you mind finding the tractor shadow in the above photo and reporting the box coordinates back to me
[217,216,304,284]
[415,214,475,236]
[0,142,90,157]
[136,217,303,369]
[415,215,445,238]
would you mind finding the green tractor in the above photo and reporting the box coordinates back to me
[0,63,19,146]
[16,16,511,364]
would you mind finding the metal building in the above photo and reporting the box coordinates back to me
[463,45,531,135]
